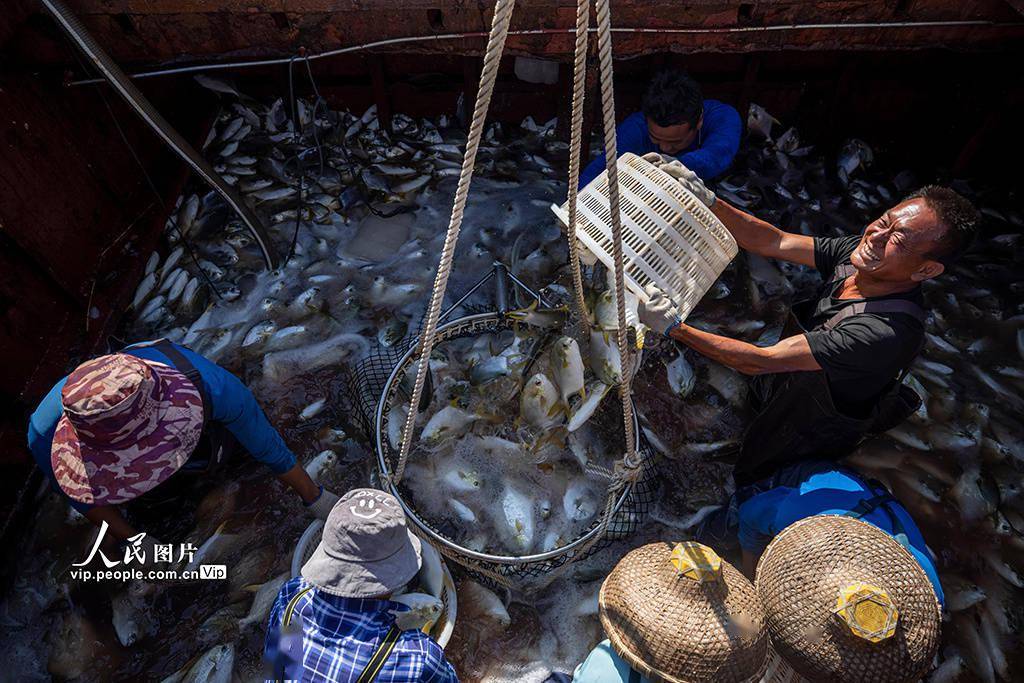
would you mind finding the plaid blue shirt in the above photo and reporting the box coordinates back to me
[264,578,459,683]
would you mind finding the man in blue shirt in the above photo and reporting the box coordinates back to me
[737,460,944,607]
[579,69,741,187]
[266,488,458,682]
[27,339,339,548]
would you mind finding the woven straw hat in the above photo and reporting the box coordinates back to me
[754,515,941,683]
[599,541,768,683]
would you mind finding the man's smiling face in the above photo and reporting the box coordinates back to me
[850,198,947,284]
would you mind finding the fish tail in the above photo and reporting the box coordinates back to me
[546,402,567,419]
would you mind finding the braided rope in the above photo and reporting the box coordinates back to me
[392,0,517,484]
[535,0,645,590]
[564,0,591,330]
[593,0,639,471]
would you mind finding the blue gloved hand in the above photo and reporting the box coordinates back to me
[639,284,682,337]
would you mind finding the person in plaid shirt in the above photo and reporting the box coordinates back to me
[265,489,458,682]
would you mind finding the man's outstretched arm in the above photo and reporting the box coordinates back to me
[711,200,816,268]
[663,163,816,268]
[669,325,821,375]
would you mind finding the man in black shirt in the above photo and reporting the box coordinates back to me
[639,170,980,485]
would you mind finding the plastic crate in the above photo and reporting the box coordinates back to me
[552,152,737,320]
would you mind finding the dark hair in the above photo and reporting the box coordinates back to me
[903,185,980,266]
[641,70,703,128]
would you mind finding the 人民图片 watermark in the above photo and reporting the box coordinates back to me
[69,521,227,583]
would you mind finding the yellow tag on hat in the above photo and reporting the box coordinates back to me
[670,541,722,583]
[834,582,899,643]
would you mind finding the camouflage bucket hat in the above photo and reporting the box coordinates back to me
[51,353,204,505]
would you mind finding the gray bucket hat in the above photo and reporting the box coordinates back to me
[302,488,422,598]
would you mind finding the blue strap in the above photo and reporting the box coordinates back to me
[842,483,912,551]
[150,340,211,426]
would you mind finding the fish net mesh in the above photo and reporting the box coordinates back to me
[341,309,658,592]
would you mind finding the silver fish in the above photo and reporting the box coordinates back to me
[178,194,200,234]
[300,399,327,421]
[239,573,289,630]
[551,336,585,403]
[589,331,623,386]
[665,351,695,397]
[304,449,337,480]
[179,277,203,313]
[166,270,189,305]
[563,479,598,522]
[459,580,511,629]
[567,381,610,433]
[144,251,160,275]
[159,267,185,294]
[469,355,510,386]
[242,320,276,348]
[499,485,535,552]
[506,302,569,329]
[251,186,297,202]
[422,406,484,445]
[520,373,562,429]
[389,593,443,631]
[139,294,167,321]
[240,177,274,193]
[438,459,483,493]
[131,272,158,309]
[183,521,240,574]
[746,103,779,141]
[449,499,477,523]
[393,175,431,194]
[219,117,244,141]
[194,74,242,97]
[163,643,235,683]
[111,591,150,647]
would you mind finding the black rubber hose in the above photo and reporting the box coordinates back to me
[39,0,281,270]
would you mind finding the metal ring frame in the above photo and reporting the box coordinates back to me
[374,311,641,565]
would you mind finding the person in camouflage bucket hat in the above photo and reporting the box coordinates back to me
[28,339,341,548]
[51,353,204,505]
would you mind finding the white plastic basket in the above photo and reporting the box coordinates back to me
[552,152,737,320]
[291,520,458,648]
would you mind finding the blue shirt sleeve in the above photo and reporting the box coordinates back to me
[737,486,792,553]
[26,375,95,513]
[169,345,298,475]
[573,640,646,683]
[678,100,741,181]
[579,112,650,188]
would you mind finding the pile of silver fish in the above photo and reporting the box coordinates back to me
[393,301,640,556]
[3,73,1020,682]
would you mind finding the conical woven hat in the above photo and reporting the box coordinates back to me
[754,515,941,683]
[599,541,768,683]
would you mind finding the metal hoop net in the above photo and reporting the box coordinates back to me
[359,311,657,592]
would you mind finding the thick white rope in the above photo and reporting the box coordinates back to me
[593,0,639,473]
[531,0,645,592]
[392,0,517,484]
[564,0,591,329]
